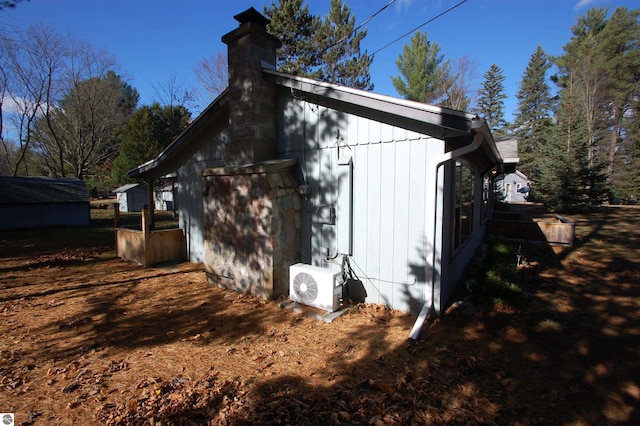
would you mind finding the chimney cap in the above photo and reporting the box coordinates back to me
[234,7,270,27]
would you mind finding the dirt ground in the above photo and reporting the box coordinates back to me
[1,207,639,425]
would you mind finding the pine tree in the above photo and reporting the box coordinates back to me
[598,7,640,198]
[265,0,373,90]
[391,31,448,102]
[551,6,639,208]
[513,46,555,180]
[477,64,508,136]
[535,77,586,211]
[264,0,319,77]
[111,103,191,186]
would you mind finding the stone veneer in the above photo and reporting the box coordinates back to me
[202,159,301,299]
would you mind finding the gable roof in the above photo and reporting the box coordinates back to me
[114,183,146,193]
[129,68,503,179]
[494,137,519,163]
[0,176,89,205]
[265,69,478,139]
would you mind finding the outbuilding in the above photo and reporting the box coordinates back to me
[113,183,147,212]
[0,176,90,230]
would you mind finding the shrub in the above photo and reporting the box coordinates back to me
[479,237,526,307]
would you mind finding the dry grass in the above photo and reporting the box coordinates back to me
[1,207,639,425]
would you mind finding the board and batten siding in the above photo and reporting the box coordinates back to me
[277,95,444,314]
[177,129,228,263]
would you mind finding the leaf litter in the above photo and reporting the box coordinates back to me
[1,208,639,425]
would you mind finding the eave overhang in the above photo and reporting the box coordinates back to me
[264,69,476,140]
[127,89,229,180]
[265,69,502,173]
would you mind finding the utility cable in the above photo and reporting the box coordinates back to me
[372,0,469,56]
[320,0,397,54]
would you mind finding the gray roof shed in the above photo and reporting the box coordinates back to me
[0,176,90,230]
[114,183,147,212]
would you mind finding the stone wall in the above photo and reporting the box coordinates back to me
[202,159,301,299]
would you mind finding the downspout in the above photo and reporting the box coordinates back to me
[409,124,485,341]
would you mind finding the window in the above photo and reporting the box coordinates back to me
[453,163,474,251]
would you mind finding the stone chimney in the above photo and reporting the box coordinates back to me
[222,7,282,165]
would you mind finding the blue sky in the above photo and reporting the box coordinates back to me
[2,0,638,120]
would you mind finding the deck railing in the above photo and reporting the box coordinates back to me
[114,205,185,267]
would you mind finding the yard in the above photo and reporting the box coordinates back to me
[1,207,639,425]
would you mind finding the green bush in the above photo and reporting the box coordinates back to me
[480,237,526,307]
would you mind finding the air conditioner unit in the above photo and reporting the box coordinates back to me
[289,263,343,312]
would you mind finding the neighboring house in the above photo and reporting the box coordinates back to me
[114,181,177,213]
[497,170,530,203]
[153,180,177,212]
[0,176,90,230]
[128,8,511,337]
[494,137,519,169]
[114,183,148,212]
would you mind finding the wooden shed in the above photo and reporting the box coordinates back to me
[114,183,147,212]
[0,176,90,230]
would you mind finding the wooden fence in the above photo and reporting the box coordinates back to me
[115,206,185,267]
[487,214,575,246]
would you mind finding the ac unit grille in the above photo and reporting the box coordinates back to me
[292,272,318,304]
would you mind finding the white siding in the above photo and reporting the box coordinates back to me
[177,130,228,263]
[277,96,445,313]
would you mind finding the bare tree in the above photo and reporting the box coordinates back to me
[1,22,138,180]
[0,23,65,176]
[433,55,478,111]
[193,52,228,103]
[0,63,10,173]
[153,72,196,111]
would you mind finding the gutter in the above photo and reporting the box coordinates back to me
[408,121,486,341]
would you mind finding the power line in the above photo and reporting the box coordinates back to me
[372,0,470,56]
[350,0,397,40]
[321,0,397,54]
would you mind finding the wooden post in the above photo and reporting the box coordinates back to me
[113,203,120,228]
[142,207,151,267]
[114,203,120,257]
[146,178,155,230]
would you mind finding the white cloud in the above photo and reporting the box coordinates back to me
[573,0,597,10]
[395,0,414,14]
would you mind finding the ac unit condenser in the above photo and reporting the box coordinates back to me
[289,263,343,312]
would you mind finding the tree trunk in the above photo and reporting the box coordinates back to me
[607,105,621,182]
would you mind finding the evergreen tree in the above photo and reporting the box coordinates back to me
[391,31,448,103]
[477,64,508,136]
[598,7,640,197]
[613,94,640,201]
[551,6,639,208]
[265,0,373,90]
[111,103,191,186]
[313,0,373,90]
[264,0,319,77]
[535,77,587,211]
[555,8,609,172]
[513,46,555,180]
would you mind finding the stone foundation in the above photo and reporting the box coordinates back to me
[202,159,301,299]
